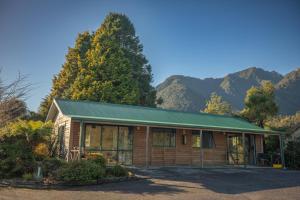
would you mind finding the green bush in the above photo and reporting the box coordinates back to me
[42,157,66,177]
[22,173,33,181]
[86,154,106,167]
[106,165,128,177]
[57,160,105,183]
[285,137,300,169]
[0,140,36,178]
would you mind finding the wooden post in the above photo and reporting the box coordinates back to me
[78,121,83,159]
[279,133,286,169]
[200,129,203,168]
[145,126,150,168]
[242,132,246,168]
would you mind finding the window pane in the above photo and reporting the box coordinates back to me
[118,127,133,150]
[152,128,175,147]
[118,151,132,165]
[102,126,118,150]
[192,135,201,147]
[202,131,214,148]
[169,132,176,147]
[101,151,117,165]
[85,125,101,149]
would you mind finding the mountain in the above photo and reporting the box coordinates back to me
[275,68,300,114]
[156,67,300,115]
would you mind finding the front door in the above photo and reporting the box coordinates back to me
[227,134,256,165]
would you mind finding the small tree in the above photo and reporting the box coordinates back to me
[241,81,278,127]
[0,120,53,177]
[203,92,232,115]
[0,72,30,126]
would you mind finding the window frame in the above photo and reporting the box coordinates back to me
[192,130,215,149]
[152,128,176,148]
[83,124,133,165]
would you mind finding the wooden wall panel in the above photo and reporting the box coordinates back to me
[132,126,147,166]
[53,112,71,151]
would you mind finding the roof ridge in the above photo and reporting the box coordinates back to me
[55,98,241,120]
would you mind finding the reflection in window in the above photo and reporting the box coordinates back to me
[192,130,215,148]
[102,126,118,150]
[84,124,133,165]
[152,128,176,147]
[85,125,101,149]
[118,127,132,150]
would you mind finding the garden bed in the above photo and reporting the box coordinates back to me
[0,175,142,189]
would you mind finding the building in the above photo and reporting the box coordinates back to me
[46,98,283,167]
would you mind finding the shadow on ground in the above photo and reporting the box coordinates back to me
[132,167,300,194]
[45,168,300,195]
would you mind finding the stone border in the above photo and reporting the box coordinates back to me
[0,176,143,189]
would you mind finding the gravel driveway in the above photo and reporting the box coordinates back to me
[1,167,300,200]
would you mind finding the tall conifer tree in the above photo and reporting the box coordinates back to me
[39,13,156,118]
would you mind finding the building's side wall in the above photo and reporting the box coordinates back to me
[53,112,71,152]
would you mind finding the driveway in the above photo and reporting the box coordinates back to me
[1,167,300,200]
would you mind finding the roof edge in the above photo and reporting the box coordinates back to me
[68,115,281,134]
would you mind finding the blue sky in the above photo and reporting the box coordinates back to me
[1,0,300,111]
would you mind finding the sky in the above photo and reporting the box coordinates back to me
[1,0,300,111]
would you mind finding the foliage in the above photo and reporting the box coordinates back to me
[265,112,300,134]
[22,173,33,181]
[106,165,128,177]
[0,71,30,126]
[41,157,66,177]
[39,13,156,119]
[264,135,280,155]
[57,160,105,183]
[0,120,53,151]
[285,137,300,169]
[86,153,106,167]
[240,81,278,127]
[0,139,36,178]
[0,120,53,178]
[22,111,44,121]
[34,143,49,159]
[203,92,232,115]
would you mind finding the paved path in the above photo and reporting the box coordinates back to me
[1,168,300,200]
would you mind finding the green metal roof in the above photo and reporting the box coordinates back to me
[53,98,276,134]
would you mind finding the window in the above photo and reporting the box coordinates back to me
[118,127,133,150]
[192,130,215,148]
[192,131,201,148]
[152,128,176,147]
[85,125,101,149]
[101,126,118,150]
[84,124,133,165]
[202,131,214,148]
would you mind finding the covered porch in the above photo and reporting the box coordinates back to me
[66,120,285,168]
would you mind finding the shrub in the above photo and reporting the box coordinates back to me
[0,140,36,178]
[57,160,105,183]
[86,153,106,167]
[34,143,49,160]
[106,165,128,177]
[22,173,33,181]
[42,157,66,177]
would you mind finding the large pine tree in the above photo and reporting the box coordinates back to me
[39,13,156,118]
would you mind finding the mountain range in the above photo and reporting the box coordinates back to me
[156,67,300,115]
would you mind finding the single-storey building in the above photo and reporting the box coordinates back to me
[46,98,284,167]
